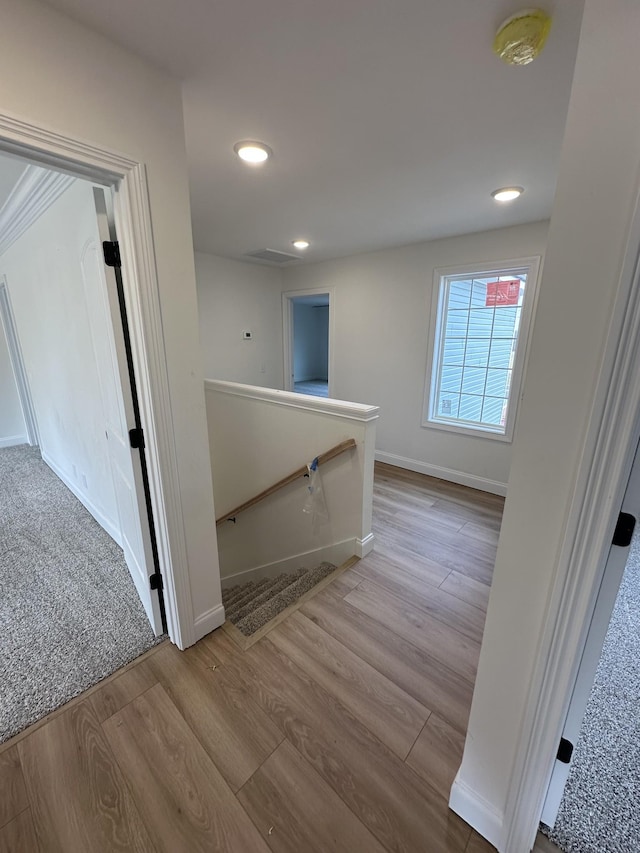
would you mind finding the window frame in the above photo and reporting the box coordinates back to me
[423,256,541,442]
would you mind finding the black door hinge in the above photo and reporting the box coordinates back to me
[612,512,636,547]
[102,240,121,268]
[129,427,145,449]
[150,572,163,591]
[556,737,574,764]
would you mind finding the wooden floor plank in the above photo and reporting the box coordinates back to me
[18,701,154,852]
[374,463,504,515]
[269,610,430,759]
[89,660,157,723]
[440,570,491,612]
[374,525,495,585]
[147,641,283,792]
[373,473,503,533]
[406,713,466,800]
[0,747,28,830]
[427,497,503,531]
[373,477,439,508]
[237,739,387,853]
[373,503,470,539]
[200,625,244,666]
[103,683,270,853]
[358,545,450,588]
[533,832,562,852]
[8,461,503,852]
[466,829,497,851]
[352,559,487,642]
[325,570,362,597]
[459,520,501,546]
[227,638,471,853]
[0,809,40,853]
[302,589,474,733]
[345,579,482,683]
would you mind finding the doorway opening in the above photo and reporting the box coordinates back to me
[540,438,640,852]
[283,289,332,397]
[0,152,166,742]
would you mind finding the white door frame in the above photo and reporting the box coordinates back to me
[0,276,38,445]
[540,436,640,827]
[282,287,334,394]
[501,184,640,849]
[0,111,195,649]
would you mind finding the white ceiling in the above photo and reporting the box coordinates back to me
[42,0,584,264]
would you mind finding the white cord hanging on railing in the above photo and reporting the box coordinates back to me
[303,456,329,522]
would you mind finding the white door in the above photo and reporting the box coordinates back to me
[81,187,163,635]
[541,438,640,827]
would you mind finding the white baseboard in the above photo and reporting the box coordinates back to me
[375,450,507,497]
[193,603,226,642]
[356,533,375,557]
[0,434,28,448]
[41,451,123,546]
[449,773,504,851]
[220,538,357,589]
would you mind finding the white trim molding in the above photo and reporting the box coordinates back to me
[282,287,336,395]
[41,450,122,546]
[0,434,27,448]
[0,164,75,257]
[500,173,640,850]
[219,538,359,590]
[375,450,507,497]
[0,277,39,446]
[450,774,504,849]
[193,604,226,641]
[0,110,195,649]
[205,378,380,423]
[355,533,375,558]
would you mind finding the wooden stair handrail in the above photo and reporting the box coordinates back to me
[215,438,357,526]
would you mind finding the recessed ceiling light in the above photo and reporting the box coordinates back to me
[233,141,272,164]
[491,186,524,202]
[292,239,310,250]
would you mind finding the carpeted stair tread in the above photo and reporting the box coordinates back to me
[229,562,337,637]
[222,569,306,622]
[222,576,275,612]
[224,569,307,623]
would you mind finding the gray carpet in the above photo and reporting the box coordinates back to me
[544,531,640,852]
[223,562,337,636]
[294,379,329,397]
[1,444,162,743]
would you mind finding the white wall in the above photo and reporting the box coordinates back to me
[206,380,378,583]
[2,180,123,539]
[0,320,26,446]
[195,252,283,388]
[293,303,329,382]
[282,221,548,494]
[0,0,221,640]
[452,0,640,848]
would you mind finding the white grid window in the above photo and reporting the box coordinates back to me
[424,259,539,441]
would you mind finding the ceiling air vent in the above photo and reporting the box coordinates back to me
[244,248,300,265]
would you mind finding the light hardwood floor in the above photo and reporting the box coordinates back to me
[1,461,512,852]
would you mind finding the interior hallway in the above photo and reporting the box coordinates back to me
[0,462,505,852]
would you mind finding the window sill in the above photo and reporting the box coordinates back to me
[422,417,514,443]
